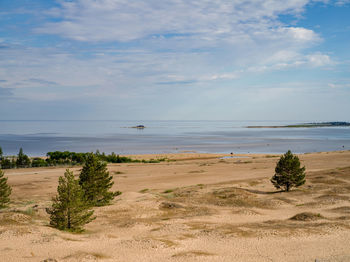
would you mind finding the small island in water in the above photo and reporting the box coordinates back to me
[247,121,350,128]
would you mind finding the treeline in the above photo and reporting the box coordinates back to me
[0,147,166,169]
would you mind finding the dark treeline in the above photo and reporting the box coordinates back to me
[0,147,166,169]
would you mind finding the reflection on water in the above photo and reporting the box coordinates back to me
[0,120,349,156]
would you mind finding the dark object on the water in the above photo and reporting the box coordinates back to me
[230,152,233,155]
[132,125,145,129]
[160,202,183,209]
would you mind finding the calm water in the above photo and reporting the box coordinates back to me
[0,120,349,156]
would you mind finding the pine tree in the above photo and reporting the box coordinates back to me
[271,150,306,192]
[46,169,95,232]
[16,148,31,168]
[79,154,120,207]
[0,169,12,209]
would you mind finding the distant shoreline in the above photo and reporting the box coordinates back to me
[247,122,350,128]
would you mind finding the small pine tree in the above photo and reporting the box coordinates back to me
[0,146,3,161]
[271,150,306,192]
[16,148,31,168]
[0,169,12,208]
[46,169,95,232]
[79,154,120,207]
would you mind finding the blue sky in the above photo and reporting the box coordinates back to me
[0,0,349,121]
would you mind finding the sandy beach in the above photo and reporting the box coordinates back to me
[1,151,350,261]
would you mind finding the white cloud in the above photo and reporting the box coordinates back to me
[307,53,333,67]
[37,0,314,44]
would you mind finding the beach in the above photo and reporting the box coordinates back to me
[1,150,350,261]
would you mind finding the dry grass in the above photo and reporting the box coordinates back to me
[0,212,32,226]
[290,212,324,221]
[63,251,110,260]
[172,250,215,257]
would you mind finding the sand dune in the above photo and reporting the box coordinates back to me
[1,151,350,261]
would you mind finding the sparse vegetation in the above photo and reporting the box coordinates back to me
[290,212,323,221]
[271,150,306,192]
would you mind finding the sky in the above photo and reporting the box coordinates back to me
[0,0,349,121]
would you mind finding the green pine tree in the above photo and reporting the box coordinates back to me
[271,150,306,192]
[16,148,31,168]
[46,169,95,232]
[79,154,120,207]
[0,169,12,209]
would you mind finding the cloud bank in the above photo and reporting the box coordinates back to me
[0,0,348,120]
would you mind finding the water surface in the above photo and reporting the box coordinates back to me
[0,120,349,156]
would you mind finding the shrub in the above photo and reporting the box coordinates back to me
[271,150,306,192]
[31,158,48,167]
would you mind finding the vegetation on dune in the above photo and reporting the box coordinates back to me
[46,169,95,232]
[271,150,306,192]
[47,155,122,232]
[79,154,121,207]
[0,168,12,209]
[0,147,167,169]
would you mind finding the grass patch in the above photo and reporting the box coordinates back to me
[63,251,109,260]
[290,212,324,221]
[113,171,125,175]
[248,180,261,186]
[139,188,149,193]
[172,250,215,257]
[188,170,205,174]
[163,189,174,194]
[265,155,279,158]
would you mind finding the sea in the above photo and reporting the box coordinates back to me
[0,120,349,156]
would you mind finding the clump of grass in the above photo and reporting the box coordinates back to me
[290,212,324,221]
[159,202,183,209]
[21,207,35,216]
[63,251,109,260]
[172,250,214,257]
[265,155,279,158]
[248,180,261,186]
[113,171,125,175]
[188,170,205,174]
[163,189,174,194]
[139,188,149,193]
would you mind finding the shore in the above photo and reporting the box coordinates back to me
[1,150,350,261]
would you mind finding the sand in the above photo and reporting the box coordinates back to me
[1,151,350,261]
